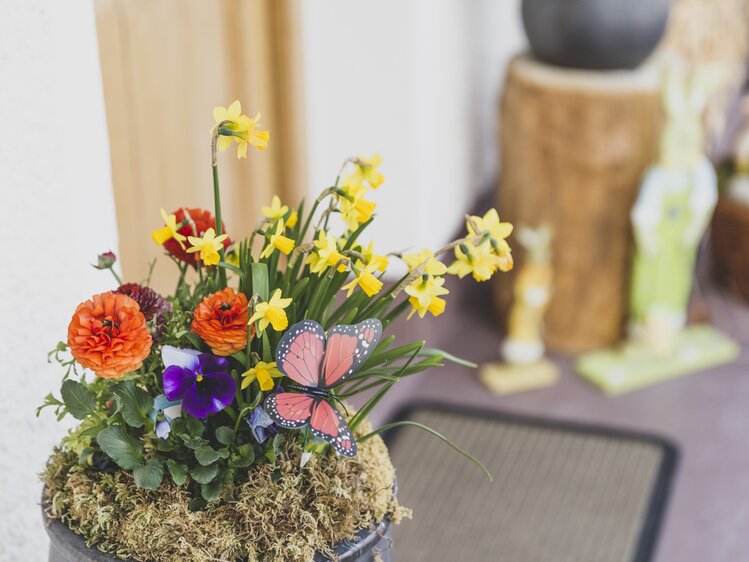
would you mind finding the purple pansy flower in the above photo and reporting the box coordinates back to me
[246,406,277,444]
[161,346,236,419]
[148,394,182,439]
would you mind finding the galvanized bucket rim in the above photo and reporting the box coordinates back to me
[41,487,393,562]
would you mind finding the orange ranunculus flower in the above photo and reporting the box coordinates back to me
[67,292,153,379]
[191,288,250,356]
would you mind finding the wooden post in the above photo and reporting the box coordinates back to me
[494,55,662,353]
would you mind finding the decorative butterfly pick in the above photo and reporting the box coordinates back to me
[263,318,382,457]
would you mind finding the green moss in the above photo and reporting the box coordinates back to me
[42,422,409,562]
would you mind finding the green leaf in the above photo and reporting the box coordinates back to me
[194,445,228,466]
[260,333,273,363]
[420,347,477,368]
[188,497,207,512]
[215,426,235,445]
[191,463,219,484]
[272,433,285,455]
[168,416,186,434]
[96,426,143,470]
[362,341,425,370]
[156,439,175,452]
[60,380,97,420]
[201,478,224,502]
[289,276,310,300]
[182,332,206,350]
[185,416,204,437]
[233,443,255,468]
[111,381,154,428]
[78,421,107,439]
[230,350,248,365]
[167,460,188,486]
[216,260,245,277]
[180,435,208,449]
[133,459,164,490]
[251,262,269,301]
[271,468,283,484]
[78,447,94,464]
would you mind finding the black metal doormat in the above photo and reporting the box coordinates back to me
[385,404,677,562]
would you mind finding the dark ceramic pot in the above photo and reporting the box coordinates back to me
[521,0,671,70]
[43,499,394,562]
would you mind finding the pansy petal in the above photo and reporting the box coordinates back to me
[150,394,182,423]
[155,420,172,440]
[162,345,200,370]
[247,406,275,443]
[153,394,181,412]
[162,366,196,401]
[181,385,214,419]
[181,372,235,418]
[163,403,182,421]
[198,353,229,374]
[204,372,236,409]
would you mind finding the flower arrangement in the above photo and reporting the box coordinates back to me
[39,100,513,559]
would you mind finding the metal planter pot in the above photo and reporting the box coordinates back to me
[521,0,671,70]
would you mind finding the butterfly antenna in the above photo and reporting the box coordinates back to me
[330,395,350,417]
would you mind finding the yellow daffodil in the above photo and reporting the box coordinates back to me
[341,262,383,297]
[151,208,187,248]
[339,175,376,231]
[248,289,293,332]
[306,231,347,275]
[359,241,389,272]
[405,275,449,319]
[402,248,447,276]
[262,195,289,221]
[260,219,295,259]
[352,153,385,189]
[467,209,513,242]
[185,228,228,266]
[213,100,270,158]
[447,241,502,282]
[241,361,283,391]
[286,210,298,229]
[494,238,514,272]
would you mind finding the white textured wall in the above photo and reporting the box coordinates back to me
[300,0,524,272]
[0,1,118,560]
[0,2,525,559]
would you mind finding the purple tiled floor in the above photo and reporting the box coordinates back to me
[366,272,749,562]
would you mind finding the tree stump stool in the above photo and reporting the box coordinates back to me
[494,54,662,352]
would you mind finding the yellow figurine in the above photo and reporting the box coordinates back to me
[502,226,553,365]
[480,226,558,395]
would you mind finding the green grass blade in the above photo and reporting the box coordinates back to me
[419,348,477,368]
[358,420,493,482]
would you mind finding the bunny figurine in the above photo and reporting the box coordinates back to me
[502,225,553,365]
[629,65,724,356]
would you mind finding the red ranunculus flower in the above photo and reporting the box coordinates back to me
[163,208,231,267]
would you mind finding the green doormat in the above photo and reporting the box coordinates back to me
[386,405,676,562]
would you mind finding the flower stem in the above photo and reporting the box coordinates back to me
[211,123,230,289]
[108,267,123,286]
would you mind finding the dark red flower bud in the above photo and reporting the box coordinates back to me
[93,251,117,270]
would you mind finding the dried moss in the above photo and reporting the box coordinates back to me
[42,422,409,562]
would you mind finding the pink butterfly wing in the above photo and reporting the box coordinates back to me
[265,392,315,429]
[309,399,357,457]
[276,320,326,387]
[321,319,382,388]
